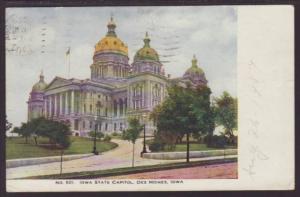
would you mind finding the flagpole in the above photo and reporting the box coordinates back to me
[68,50,70,78]
[66,47,71,78]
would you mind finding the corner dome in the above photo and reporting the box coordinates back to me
[184,55,204,76]
[94,17,128,56]
[32,71,47,92]
[134,32,159,62]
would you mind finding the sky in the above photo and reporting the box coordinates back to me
[6,6,237,127]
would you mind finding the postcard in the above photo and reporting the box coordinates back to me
[5,5,294,191]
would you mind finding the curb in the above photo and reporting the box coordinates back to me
[143,149,237,160]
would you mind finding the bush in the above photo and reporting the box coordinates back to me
[205,135,226,148]
[149,140,165,152]
[111,132,122,137]
[88,131,104,140]
[103,135,111,142]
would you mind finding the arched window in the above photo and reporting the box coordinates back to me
[114,100,117,116]
[90,104,93,114]
[119,98,123,116]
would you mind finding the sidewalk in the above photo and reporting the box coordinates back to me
[6,153,94,168]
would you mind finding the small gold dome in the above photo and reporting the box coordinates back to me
[32,71,47,92]
[94,17,128,56]
[134,32,159,62]
[185,55,204,75]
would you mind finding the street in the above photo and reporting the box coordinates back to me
[6,138,237,179]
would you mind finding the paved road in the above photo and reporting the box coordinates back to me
[104,162,238,179]
[6,138,236,179]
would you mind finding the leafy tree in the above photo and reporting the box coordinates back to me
[151,84,215,162]
[19,122,32,143]
[214,91,237,144]
[122,118,143,167]
[6,118,12,132]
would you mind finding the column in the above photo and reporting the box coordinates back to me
[142,84,145,108]
[145,80,150,108]
[44,98,47,117]
[59,93,63,115]
[54,94,58,116]
[65,91,69,115]
[49,96,52,117]
[71,90,74,114]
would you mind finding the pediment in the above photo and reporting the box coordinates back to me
[46,77,72,90]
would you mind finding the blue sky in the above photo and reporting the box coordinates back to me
[6,6,237,127]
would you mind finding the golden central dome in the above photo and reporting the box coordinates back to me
[94,17,128,56]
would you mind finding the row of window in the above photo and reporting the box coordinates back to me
[80,120,124,131]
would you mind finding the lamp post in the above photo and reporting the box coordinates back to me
[140,113,147,157]
[92,101,101,155]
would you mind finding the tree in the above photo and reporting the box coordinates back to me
[214,91,237,144]
[122,118,143,167]
[19,122,32,143]
[151,83,215,162]
[6,119,12,132]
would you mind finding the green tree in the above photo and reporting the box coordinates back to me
[214,91,238,144]
[19,122,32,143]
[151,84,215,162]
[6,118,12,132]
[122,118,143,167]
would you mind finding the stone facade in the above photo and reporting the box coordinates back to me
[27,17,208,137]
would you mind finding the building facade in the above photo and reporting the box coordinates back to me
[27,17,208,136]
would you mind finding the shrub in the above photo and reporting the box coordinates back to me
[205,135,226,148]
[149,140,165,152]
[103,135,111,142]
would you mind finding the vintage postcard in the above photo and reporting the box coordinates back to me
[5,5,294,192]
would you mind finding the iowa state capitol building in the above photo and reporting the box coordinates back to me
[27,17,208,136]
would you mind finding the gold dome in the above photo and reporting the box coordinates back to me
[94,17,128,56]
[95,36,128,56]
[134,32,159,62]
[32,71,47,92]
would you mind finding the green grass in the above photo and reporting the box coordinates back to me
[6,136,118,160]
[163,143,236,152]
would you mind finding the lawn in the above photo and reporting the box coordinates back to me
[6,136,118,160]
[162,143,236,152]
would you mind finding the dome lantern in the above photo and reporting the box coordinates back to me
[106,16,117,37]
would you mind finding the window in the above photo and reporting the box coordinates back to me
[89,121,92,129]
[120,123,123,131]
[105,108,108,116]
[90,104,93,113]
[83,104,86,113]
[114,100,117,116]
[114,123,117,131]
[105,96,108,101]
[105,123,108,131]
[82,121,85,129]
[74,119,79,130]
[98,95,101,99]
